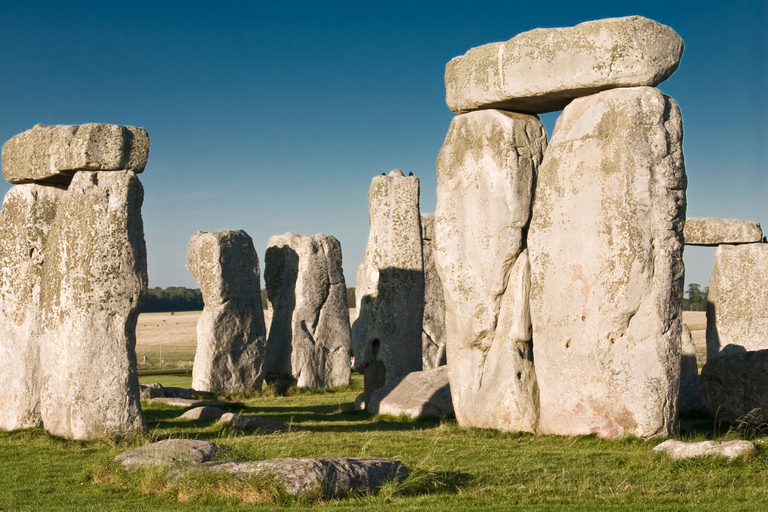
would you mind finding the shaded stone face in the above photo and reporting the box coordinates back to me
[684,218,762,246]
[528,86,686,438]
[706,243,768,358]
[435,109,546,433]
[187,229,266,393]
[699,348,768,425]
[2,124,150,185]
[445,16,684,114]
[351,170,424,401]
[420,214,446,369]
[0,184,65,431]
[39,171,147,440]
[264,232,351,389]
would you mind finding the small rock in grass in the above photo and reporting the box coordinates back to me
[654,439,756,460]
[115,439,221,470]
[217,413,293,433]
[179,407,225,421]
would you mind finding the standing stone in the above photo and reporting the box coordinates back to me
[351,170,424,404]
[2,124,150,185]
[187,230,267,392]
[0,184,65,430]
[420,214,446,369]
[264,233,351,388]
[683,218,762,246]
[706,243,768,359]
[435,110,546,432]
[445,16,684,114]
[681,324,698,376]
[528,87,686,438]
[39,171,147,439]
[699,348,768,424]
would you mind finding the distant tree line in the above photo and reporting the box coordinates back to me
[683,283,708,311]
[142,286,358,312]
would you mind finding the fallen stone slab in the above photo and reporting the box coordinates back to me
[683,218,762,246]
[200,457,407,498]
[115,439,221,470]
[654,439,756,460]
[139,383,213,401]
[445,16,683,114]
[179,407,226,421]
[367,366,453,419]
[706,244,768,359]
[699,348,768,424]
[149,397,230,408]
[3,123,150,185]
[217,413,293,433]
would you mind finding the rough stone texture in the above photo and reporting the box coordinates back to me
[699,348,768,424]
[179,407,225,421]
[201,458,407,498]
[115,439,221,470]
[367,366,453,418]
[528,87,686,438]
[0,184,65,431]
[678,374,708,416]
[654,439,756,460]
[435,110,545,433]
[187,230,267,392]
[351,170,424,403]
[683,218,762,246]
[39,171,147,440]
[445,16,684,114]
[706,244,768,359]
[264,233,350,388]
[3,124,150,185]
[420,214,446,369]
[217,413,293,433]
[681,324,698,376]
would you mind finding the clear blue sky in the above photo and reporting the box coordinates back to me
[0,1,765,292]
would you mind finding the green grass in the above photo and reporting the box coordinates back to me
[2,374,768,511]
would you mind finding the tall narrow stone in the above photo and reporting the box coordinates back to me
[528,87,686,438]
[264,233,351,388]
[435,110,546,432]
[187,230,266,392]
[39,171,147,439]
[420,214,446,369]
[706,243,768,359]
[351,170,424,404]
[0,184,65,430]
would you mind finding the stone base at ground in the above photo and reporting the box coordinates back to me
[366,366,453,418]
[699,348,768,424]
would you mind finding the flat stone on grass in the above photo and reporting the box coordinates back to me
[654,439,756,460]
[115,439,221,470]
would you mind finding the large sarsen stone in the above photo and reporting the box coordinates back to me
[528,87,686,438]
[684,218,762,246]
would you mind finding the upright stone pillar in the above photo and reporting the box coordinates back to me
[435,109,546,432]
[0,184,65,430]
[351,170,424,405]
[39,171,148,439]
[420,214,446,369]
[264,233,351,388]
[528,87,686,438]
[187,230,267,392]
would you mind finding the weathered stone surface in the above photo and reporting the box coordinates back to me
[138,383,212,401]
[3,124,150,185]
[420,214,446,369]
[445,16,684,114]
[683,218,762,246]
[179,407,225,421]
[0,184,65,431]
[654,439,756,460]
[681,324,698,376]
[201,457,407,498]
[435,110,545,432]
[39,171,147,440]
[367,366,453,418]
[115,439,221,470]
[187,230,267,392]
[528,87,686,438]
[264,233,350,388]
[351,170,424,403]
[706,244,768,359]
[678,374,708,416]
[699,348,768,424]
[217,413,293,433]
